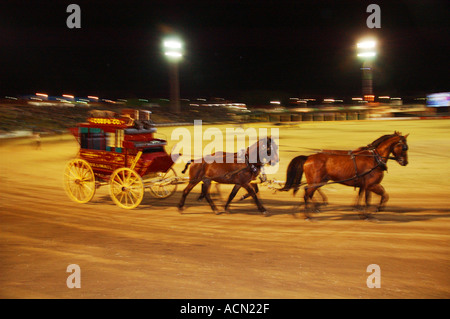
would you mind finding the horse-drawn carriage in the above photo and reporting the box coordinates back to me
[64,109,409,219]
[63,109,181,209]
[64,109,279,212]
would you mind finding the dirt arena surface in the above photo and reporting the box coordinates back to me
[1,119,449,299]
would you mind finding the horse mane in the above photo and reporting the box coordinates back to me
[361,131,402,150]
[247,137,270,151]
[246,137,272,164]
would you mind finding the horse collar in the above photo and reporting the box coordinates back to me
[245,153,260,176]
[372,149,387,171]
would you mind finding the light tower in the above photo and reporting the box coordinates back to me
[357,39,377,101]
[163,37,183,113]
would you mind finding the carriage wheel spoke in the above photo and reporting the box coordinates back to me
[127,176,138,187]
[109,168,143,209]
[119,191,125,204]
[64,159,96,204]
[128,187,140,200]
[83,184,93,195]
[127,193,135,206]
[149,168,177,199]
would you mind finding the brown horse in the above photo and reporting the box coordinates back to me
[178,137,279,214]
[284,132,409,219]
[280,153,364,208]
[279,155,329,205]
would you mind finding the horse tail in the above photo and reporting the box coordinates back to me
[279,155,308,194]
[181,161,191,174]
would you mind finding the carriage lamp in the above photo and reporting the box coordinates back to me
[163,37,183,113]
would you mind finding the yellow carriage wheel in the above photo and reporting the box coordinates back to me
[64,159,96,204]
[109,167,144,209]
[148,168,178,199]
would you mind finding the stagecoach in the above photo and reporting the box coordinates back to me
[63,109,182,209]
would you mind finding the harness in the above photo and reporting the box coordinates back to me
[223,153,260,179]
[304,148,390,190]
[187,148,268,184]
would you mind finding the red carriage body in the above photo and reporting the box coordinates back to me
[64,109,178,209]
[70,109,174,180]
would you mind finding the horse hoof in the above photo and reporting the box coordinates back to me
[365,215,379,222]
[360,214,377,222]
[178,207,184,214]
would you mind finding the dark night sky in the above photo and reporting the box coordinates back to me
[0,0,448,100]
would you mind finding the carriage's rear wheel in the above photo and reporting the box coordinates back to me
[64,159,96,204]
[148,168,178,199]
[109,167,144,209]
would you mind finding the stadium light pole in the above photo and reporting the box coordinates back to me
[357,39,377,101]
[163,38,183,113]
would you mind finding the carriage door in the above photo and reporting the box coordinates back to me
[80,127,106,150]
[105,129,124,153]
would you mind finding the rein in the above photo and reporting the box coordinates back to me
[299,146,397,161]
[322,152,397,161]
[318,150,397,161]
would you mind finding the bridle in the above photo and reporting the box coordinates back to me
[388,140,408,163]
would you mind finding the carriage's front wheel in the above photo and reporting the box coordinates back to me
[64,159,96,204]
[148,168,178,199]
[109,168,144,209]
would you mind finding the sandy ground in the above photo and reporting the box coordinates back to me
[0,119,449,299]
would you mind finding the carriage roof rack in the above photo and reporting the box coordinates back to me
[83,109,154,129]
[121,109,152,120]
[88,109,118,118]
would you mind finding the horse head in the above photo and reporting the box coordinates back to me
[258,136,279,166]
[391,132,409,166]
[371,131,409,166]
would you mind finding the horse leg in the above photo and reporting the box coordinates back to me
[369,184,389,212]
[239,183,258,201]
[224,184,241,213]
[197,182,206,201]
[361,185,388,220]
[354,188,365,211]
[316,188,328,206]
[242,183,268,214]
[215,183,223,200]
[178,180,200,213]
[202,179,219,214]
[303,186,319,220]
[359,188,372,219]
[198,182,221,201]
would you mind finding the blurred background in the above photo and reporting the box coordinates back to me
[0,0,448,136]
